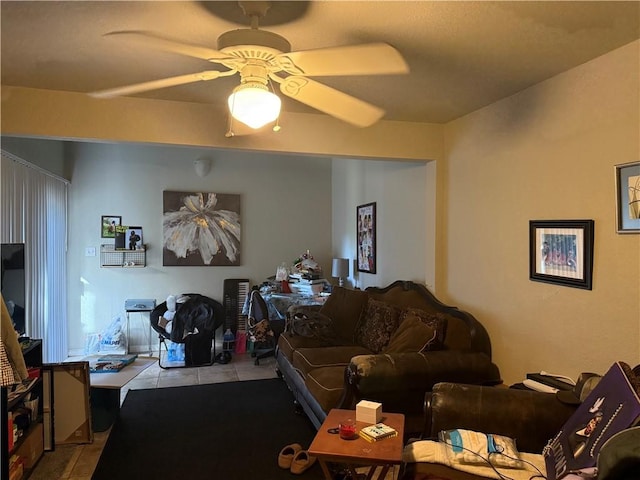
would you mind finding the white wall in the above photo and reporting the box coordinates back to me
[66,142,333,354]
[443,41,640,385]
[332,158,431,290]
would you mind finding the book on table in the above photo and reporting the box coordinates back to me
[90,353,138,373]
[358,423,398,442]
[97,353,137,365]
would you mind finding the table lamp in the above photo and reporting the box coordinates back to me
[331,258,349,287]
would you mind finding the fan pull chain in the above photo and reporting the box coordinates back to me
[267,76,282,132]
[226,94,236,137]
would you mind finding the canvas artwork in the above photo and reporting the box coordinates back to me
[162,191,241,266]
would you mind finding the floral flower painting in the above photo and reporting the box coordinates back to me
[162,191,241,266]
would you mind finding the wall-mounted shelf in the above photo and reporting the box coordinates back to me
[100,244,146,268]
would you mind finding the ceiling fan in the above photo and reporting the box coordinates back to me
[88,1,409,133]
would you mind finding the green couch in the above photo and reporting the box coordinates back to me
[275,280,502,437]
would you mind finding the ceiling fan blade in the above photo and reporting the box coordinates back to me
[278,76,384,127]
[275,43,409,77]
[104,31,234,63]
[88,70,225,98]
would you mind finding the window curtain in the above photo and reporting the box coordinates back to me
[1,150,68,362]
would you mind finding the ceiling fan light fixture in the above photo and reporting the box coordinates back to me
[228,82,281,129]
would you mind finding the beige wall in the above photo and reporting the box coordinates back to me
[442,41,640,384]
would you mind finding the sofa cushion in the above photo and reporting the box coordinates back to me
[305,366,347,414]
[319,286,369,343]
[293,345,371,377]
[384,314,437,353]
[399,307,448,350]
[356,298,402,353]
[442,316,473,351]
[277,332,338,362]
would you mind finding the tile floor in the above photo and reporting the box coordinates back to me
[30,351,279,480]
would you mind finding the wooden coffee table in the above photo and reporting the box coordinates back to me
[308,408,405,480]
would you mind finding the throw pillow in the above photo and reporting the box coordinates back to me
[319,286,369,342]
[399,307,448,350]
[384,314,437,353]
[356,298,401,353]
[289,311,339,345]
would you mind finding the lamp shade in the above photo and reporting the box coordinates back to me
[228,82,281,129]
[331,258,349,278]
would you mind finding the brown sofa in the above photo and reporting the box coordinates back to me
[275,280,502,437]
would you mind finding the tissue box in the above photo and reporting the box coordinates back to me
[356,400,382,424]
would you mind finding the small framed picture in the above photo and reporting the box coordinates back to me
[615,161,640,233]
[529,220,594,290]
[357,202,376,273]
[127,226,143,250]
[101,215,121,238]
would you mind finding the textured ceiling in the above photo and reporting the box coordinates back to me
[1,1,639,124]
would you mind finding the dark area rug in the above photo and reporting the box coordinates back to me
[91,379,324,480]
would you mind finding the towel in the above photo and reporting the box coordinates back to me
[403,440,547,480]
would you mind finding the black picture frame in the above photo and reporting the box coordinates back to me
[529,220,594,290]
[615,161,640,234]
[356,202,376,273]
[101,215,121,238]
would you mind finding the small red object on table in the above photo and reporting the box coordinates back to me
[308,408,405,480]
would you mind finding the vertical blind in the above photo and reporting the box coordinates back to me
[1,150,69,362]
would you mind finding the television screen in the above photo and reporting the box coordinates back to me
[1,243,26,335]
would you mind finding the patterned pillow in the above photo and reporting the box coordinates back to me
[399,307,448,351]
[356,298,401,353]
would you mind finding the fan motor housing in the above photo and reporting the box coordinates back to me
[218,29,291,60]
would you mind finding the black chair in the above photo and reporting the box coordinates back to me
[150,293,224,369]
[247,288,283,365]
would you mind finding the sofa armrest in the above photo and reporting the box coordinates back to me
[348,350,501,392]
[424,382,577,453]
[341,351,501,418]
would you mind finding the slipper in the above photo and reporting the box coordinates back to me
[290,450,317,474]
[278,443,302,469]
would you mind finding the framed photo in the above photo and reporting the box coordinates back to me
[529,220,594,290]
[101,215,121,238]
[127,226,143,250]
[615,161,640,233]
[357,202,376,273]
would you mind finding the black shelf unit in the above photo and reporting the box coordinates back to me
[2,339,44,480]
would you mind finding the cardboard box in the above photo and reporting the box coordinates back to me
[15,422,44,469]
[356,400,382,424]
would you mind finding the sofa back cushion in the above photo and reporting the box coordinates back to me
[355,298,401,353]
[319,286,369,343]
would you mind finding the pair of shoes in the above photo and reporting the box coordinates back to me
[278,444,317,474]
[278,443,302,469]
[290,450,317,474]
